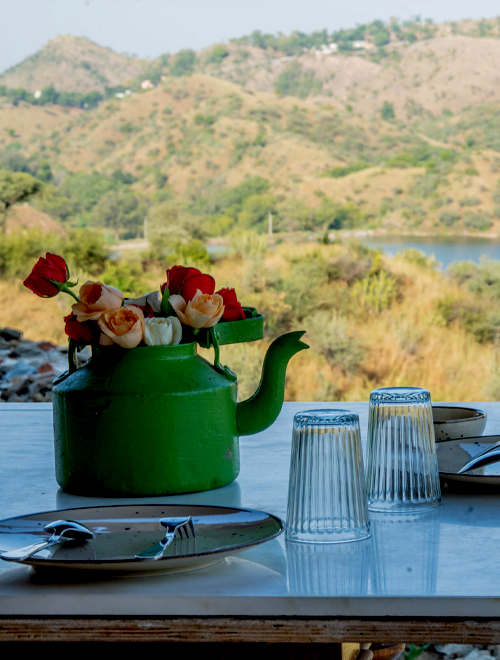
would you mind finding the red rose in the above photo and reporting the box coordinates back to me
[216,288,246,322]
[162,265,215,302]
[162,266,201,295]
[24,253,69,298]
[64,313,99,344]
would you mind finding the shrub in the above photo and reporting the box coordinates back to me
[274,61,322,99]
[207,45,229,64]
[352,271,399,314]
[381,101,395,120]
[463,211,493,232]
[170,49,197,76]
[458,197,481,207]
[308,311,365,374]
[439,211,460,226]
[323,162,370,178]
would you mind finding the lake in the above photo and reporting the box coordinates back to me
[358,235,500,269]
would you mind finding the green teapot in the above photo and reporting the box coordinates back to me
[52,312,307,496]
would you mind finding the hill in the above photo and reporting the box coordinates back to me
[0,35,151,93]
[2,17,500,240]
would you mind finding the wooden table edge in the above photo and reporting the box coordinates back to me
[0,617,500,642]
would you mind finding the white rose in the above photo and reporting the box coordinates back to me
[144,316,182,346]
[124,290,162,314]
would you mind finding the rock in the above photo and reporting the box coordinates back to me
[0,329,73,403]
[5,360,38,381]
[0,328,22,341]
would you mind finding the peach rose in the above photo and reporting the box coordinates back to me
[98,305,145,349]
[72,281,124,322]
[170,290,224,329]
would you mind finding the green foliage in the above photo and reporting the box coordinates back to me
[436,296,500,343]
[0,169,41,212]
[0,84,103,109]
[313,199,364,230]
[59,172,117,214]
[398,248,439,269]
[352,271,399,314]
[372,27,391,46]
[170,49,197,76]
[449,259,500,298]
[463,211,493,231]
[100,259,149,297]
[274,61,322,99]
[308,311,364,374]
[323,161,370,178]
[458,197,481,207]
[0,229,107,278]
[206,45,229,64]
[194,113,217,127]
[439,211,460,227]
[381,101,395,120]
[91,190,147,239]
[238,194,277,230]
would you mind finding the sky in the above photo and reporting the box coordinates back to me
[0,0,500,73]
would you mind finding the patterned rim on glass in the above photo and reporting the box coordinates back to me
[293,410,358,426]
[369,387,430,403]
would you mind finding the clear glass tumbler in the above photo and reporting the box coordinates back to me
[365,387,441,513]
[286,410,371,543]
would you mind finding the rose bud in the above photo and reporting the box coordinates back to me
[64,313,100,345]
[24,253,69,298]
[72,281,124,322]
[144,316,182,346]
[216,288,246,322]
[170,290,224,329]
[98,305,145,349]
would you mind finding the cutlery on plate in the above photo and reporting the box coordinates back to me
[135,516,196,560]
[457,440,500,474]
[0,520,95,562]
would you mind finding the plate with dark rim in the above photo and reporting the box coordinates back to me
[437,434,500,485]
[0,504,283,574]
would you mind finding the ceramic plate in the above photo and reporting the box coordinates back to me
[0,504,283,574]
[437,434,500,485]
[432,405,487,442]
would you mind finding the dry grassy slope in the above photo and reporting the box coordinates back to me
[2,72,500,234]
[0,35,151,92]
[209,34,500,117]
[350,36,500,117]
[6,204,66,235]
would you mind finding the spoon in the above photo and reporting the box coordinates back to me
[0,520,95,562]
[457,440,500,474]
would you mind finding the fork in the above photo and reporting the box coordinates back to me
[457,439,500,474]
[134,516,196,560]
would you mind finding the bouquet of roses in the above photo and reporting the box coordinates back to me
[24,253,248,351]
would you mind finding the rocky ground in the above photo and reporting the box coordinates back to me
[0,327,89,402]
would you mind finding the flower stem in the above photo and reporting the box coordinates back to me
[57,283,80,303]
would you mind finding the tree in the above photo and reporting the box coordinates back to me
[91,190,147,241]
[381,101,395,120]
[0,170,42,233]
[170,49,197,76]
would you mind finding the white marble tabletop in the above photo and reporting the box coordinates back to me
[0,401,500,619]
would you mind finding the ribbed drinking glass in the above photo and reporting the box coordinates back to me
[286,410,371,543]
[366,387,441,513]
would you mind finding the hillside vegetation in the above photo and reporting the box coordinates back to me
[2,17,500,241]
[3,17,500,401]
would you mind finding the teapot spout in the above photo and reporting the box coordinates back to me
[236,331,308,437]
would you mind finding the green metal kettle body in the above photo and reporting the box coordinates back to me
[52,331,307,496]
